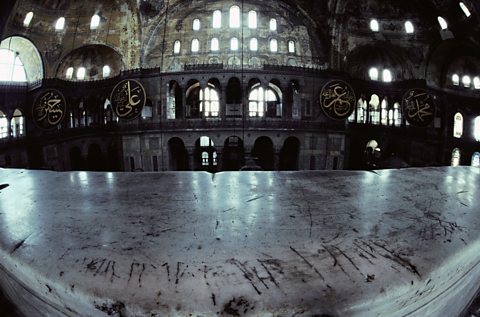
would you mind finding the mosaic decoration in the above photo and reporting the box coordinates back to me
[320,80,356,120]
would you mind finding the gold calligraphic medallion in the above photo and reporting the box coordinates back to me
[402,88,435,127]
[110,79,146,120]
[32,89,66,130]
[320,80,356,120]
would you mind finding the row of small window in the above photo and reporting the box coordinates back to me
[0,110,25,139]
[451,149,480,167]
[23,12,101,30]
[349,96,402,126]
[65,65,111,80]
[451,74,480,89]
[453,113,480,141]
[369,2,472,33]
[173,38,295,54]
[368,67,393,82]
[192,7,277,31]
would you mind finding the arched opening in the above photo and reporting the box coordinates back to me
[195,136,217,172]
[369,94,380,125]
[186,80,221,118]
[472,152,480,167]
[167,80,183,119]
[252,136,274,170]
[223,136,245,171]
[0,36,44,83]
[453,112,463,138]
[69,147,83,171]
[168,137,188,171]
[11,109,25,137]
[451,148,461,167]
[286,80,300,119]
[186,80,201,118]
[226,77,242,118]
[279,137,300,170]
[474,116,480,142]
[87,144,105,171]
[248,82,281,118]
[0,110,8,139]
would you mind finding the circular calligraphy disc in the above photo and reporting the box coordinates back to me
[110,79,147,120]
[32,89,67,130]
[402,88,435,128]
[319,80,356,120]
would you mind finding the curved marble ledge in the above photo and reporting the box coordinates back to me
[0,167,479,317]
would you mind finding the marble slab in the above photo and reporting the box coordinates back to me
[0,167,479,316]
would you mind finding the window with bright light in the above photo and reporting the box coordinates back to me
[11,109,25,137]
[55,17,65,31]
[269,18,277,31]
[270,39,278,52]
[202,152,209,166]
[472,152,480,167]
[382,69,392,82]
[288,40,295,53]
[248,11,257,29]
[191,39,199,52]
[0,49,27,82]
[76,67,86,80]
[248,84,278,117]
[200,136,213,147]
[200,86,220,117]
[90,14,100,29]
[24,12,33,27]
[0,111,8,139]
[454,112,463,138]
[193,19,200,31]
[102,65,111,78]
[451,148,461,166]
[370,19,379,32]
[393,102,402,126]
[66,67,74,79]
[211,38,219,51]
[474,77,480,89]
[230,6,240,28]
[405,21,414,34]
[452,74,460,86]
[369,67,379,81]
[213,10,222,28]
[459,2,471,17]
[380,99,388,125]
[474,116,480,141]
[462,75,471,87]
[437,16,448,30]
[230,37,239,51]
[250,38,258,51]
[173,40,181,54]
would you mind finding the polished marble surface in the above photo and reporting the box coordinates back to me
[0,167,479,316]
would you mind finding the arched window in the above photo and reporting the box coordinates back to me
[102,65,111,78]
[369,94,380,125]
[370,19,379,32]
[459,2,471,17]
[472,152,480,167]
[393,102,402,126]
[229,6,240,28]
[55,17,65,31]
[11,109,25,137]
[288,40,295,53]
[355,98,367,123]
[451,148,461,166]
[369,67,379,81]
[213,10,222,28]
[0,111,8,139]
[191,39,199,53]
[211,38,219,51]
[462,75,471,87]
[173,40,181,54]
[269,18,277,31]
[90,14,100,29]
[270,39,278,52]
[202,152,209,166]
[382,69,392,82]
[24,12,34,27]
[249,38,258,51]
[66,67,74,79]
[404,21,414,34]
[230,37,239,51]
[380,98,388,125]
[437,16,448,30]
[474,77,480,89]
[200,86,220,117]
[453,112,463,138]
[248,11,257,29]
[474,116,480,142]
[0,49,27,82]
[193,19,200,31]
[452,74,460,86]
[248,84,279,117]
[76,67,86,80]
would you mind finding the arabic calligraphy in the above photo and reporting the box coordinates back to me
[320,80,356,120]
[32,90,66,129]
[402,89,435,127]
[110,79,146,120]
